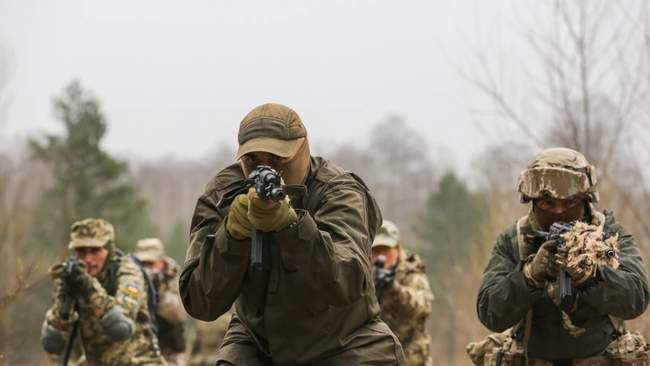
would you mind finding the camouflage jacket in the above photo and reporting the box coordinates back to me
[180,156,404,364]
[155,256,187,359]
[376,248,434,366]
[477,210,650,360]
[44,253,165,366]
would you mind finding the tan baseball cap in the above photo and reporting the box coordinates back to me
[68,218,115,249]
[236,103,307,160]
[372,220,400,248]
[134,238,165,262]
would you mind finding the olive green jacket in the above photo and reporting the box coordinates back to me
[180,156,402,364]
[477,210,649,360]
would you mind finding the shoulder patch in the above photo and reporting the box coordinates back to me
[125,283,142,297]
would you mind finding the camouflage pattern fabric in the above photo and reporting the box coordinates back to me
[376,248,434,366]
[517,147,599,203]
[44,254,165,365]
[155,256,187,366]
[188,312,231,366]
[68,218,115,249]
[476,209,649,360]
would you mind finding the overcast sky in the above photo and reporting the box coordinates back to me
[0,0,528,172]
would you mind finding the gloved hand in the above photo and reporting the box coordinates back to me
[226,194,253,240]
[523,240,560,288]
[247,188,298,232]
[49,259,92,294]
[555,247,597,285]
[65,261,93,297]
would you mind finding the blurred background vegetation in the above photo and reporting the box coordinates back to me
[2,1,650,365]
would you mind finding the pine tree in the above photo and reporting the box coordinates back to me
[414,172,488,271]
[29,80,157,251]
[166,219,189,263]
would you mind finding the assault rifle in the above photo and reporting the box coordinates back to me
[50,257,83,366]
[374,255,396,290]
[244,165,287,272]
[531,221,575,312]
[55,257,83,320]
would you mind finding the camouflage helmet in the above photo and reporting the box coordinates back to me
[68,218,115,249]
[517,147,598,203]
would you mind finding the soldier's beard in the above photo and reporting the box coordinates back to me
[531,202,585,231]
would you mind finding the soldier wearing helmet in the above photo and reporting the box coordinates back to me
[473,148,650,364]
[371,220,434,366]
[134,238,187,366]
[179,103,404,365]
[41,218,166,365]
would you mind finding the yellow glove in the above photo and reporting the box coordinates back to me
[226,194,253,240]
[247,188,298,232]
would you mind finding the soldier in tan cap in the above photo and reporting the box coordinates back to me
[134,238,187,366]
[180,103,404,365]
[470,148,650,365]
[41,218,166,365]
[372,220,434,366]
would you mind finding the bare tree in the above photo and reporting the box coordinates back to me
[327,115,437,243]
[464,0,650,237]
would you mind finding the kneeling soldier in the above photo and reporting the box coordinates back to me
[41,218,166,365]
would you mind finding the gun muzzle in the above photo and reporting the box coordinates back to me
[375,255,387,269]
[270,187,286,201]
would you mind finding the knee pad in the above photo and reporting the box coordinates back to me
[99,306,135,342]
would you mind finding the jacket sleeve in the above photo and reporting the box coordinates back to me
[477,228,544,332]
[381,271,433,319]
[44,281,78,331]
[42,281,78,355]
[273,180,378,307]
[179,189,250,321]
[579,222,650,319]
[78,260,148,320]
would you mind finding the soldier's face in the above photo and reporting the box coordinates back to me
[372,246,400,268]
[75,247,110,277]
[141,258,166,275]
[534,196,583,214]
[240,152,288,176]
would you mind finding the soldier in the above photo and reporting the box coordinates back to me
[475,148,650,364]
[41,218,166,365]
[179,103,404,365]
[372,220,434,366]
[134,238,187,366]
